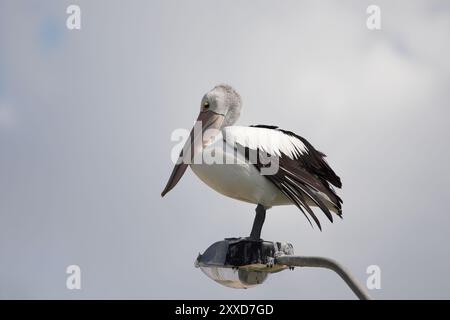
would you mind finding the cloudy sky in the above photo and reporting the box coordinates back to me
[0,0,449,299]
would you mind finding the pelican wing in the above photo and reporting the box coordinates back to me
[223,125,343,230]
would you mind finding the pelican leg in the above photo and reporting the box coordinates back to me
[250,204,266,240]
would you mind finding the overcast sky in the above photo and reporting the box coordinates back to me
[0,0,449,299]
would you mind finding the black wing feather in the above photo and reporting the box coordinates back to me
[248,125,343,229]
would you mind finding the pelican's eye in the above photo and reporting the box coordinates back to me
[203,101,210,109]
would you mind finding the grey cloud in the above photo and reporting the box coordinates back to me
[0,0,449,299]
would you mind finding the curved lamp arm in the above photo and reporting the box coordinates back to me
[275,255,371,300]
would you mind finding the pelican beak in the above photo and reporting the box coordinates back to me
[161,110,225,197]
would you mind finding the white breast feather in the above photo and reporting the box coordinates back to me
[223,126,307,159]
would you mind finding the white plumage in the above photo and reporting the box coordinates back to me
[223,126,307,159]
[190,128,291,207]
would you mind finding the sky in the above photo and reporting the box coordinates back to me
[0,0,449,299]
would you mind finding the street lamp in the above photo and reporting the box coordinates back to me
[195,237,371,300]
[195,237,293,289]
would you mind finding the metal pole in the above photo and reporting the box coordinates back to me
[275,255,371,300]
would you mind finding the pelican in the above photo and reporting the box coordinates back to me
[161,84,342,238]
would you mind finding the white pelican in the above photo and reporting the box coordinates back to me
[162,84,342,238]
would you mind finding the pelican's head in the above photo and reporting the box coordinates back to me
[200,84,242,127]
[161,84,241,197]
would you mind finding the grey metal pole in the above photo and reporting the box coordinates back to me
[275,255,371,300]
